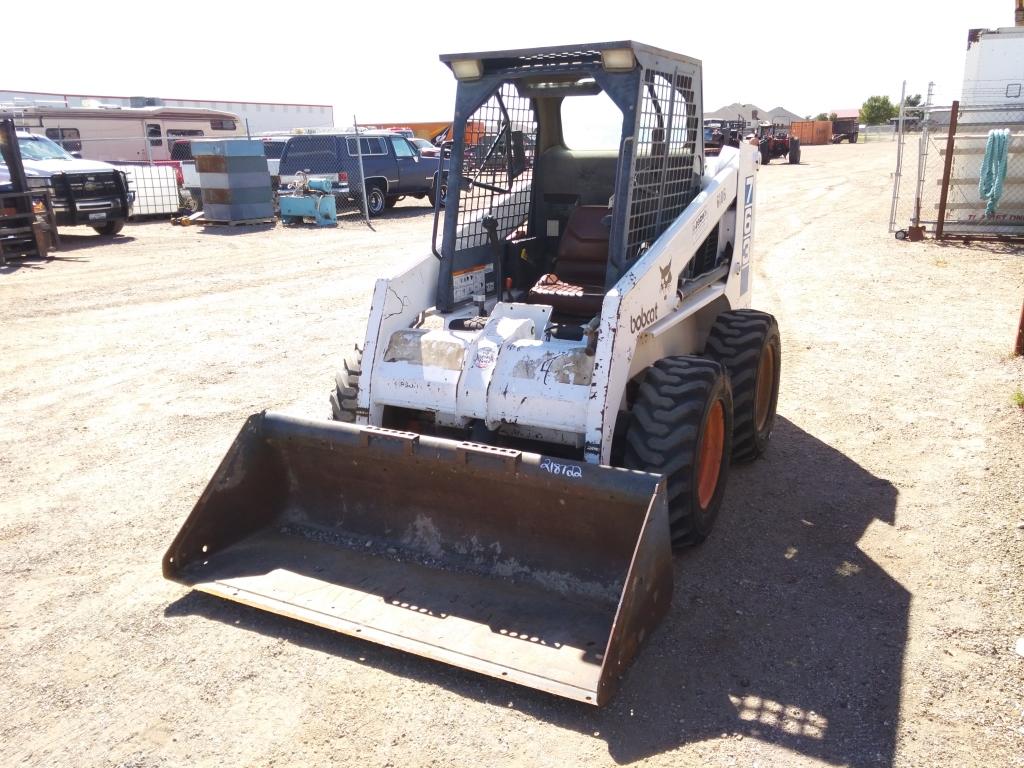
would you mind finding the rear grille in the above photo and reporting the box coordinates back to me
[54,172,122,199]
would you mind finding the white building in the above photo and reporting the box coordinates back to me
[0,90,334,133]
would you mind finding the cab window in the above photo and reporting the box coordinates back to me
[45,127,82,153]
[390,137,415,158]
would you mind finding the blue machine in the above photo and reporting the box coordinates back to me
[279,176,337,227]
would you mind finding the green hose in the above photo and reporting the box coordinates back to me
[978,128,1010,217]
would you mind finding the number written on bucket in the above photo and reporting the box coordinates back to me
[539,458,583,479]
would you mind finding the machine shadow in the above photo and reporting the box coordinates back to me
[54,232,137,251]
[165,416,906,767]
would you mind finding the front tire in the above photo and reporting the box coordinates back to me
[623,357,734,549]
[329,344,363,422]
[704,310,781,463]
[93,220,125,236]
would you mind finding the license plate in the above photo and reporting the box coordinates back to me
[88,212,107,221]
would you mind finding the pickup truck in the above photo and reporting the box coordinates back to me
[3,132,132,235]
[277,131,445,217]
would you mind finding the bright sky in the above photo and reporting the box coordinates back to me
[6,1,1016,120]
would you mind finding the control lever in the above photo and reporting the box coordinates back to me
[481,216,507,303]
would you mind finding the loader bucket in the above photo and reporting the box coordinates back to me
[163,412,672,705]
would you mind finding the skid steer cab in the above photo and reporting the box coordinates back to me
[165,41,781,707]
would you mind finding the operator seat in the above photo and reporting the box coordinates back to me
[528,205,610,318]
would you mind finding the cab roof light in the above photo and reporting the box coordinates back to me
[451,59,484,81]
[601,48,636,72]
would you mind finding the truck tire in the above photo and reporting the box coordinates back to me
[623,357,733,549]
[93,221,125,236]
[704,310,781,463]
[365,183,387,217]
[329,344,363,423]
[759,143,770,166]
[788,138,801,164]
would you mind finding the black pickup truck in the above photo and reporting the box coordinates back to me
[278,131,445,217]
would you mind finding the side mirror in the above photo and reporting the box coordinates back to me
[71,151,83,159]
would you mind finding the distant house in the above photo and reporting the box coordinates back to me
[704,102,802,129]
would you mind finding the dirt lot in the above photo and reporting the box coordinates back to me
[1,141,1022,768]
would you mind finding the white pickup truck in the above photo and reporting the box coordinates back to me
[1,132,133,235]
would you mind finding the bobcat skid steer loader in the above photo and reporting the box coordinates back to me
[164,41,781,706]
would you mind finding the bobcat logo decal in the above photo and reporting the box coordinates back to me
[659,263,672,291]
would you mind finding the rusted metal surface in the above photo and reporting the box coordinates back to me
[164,412,672,705]
[936,101,960,240]
[1015,299,1024,357]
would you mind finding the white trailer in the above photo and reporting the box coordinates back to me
[962,25,1024,106]
[4,104,246,162]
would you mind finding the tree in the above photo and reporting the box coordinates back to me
[828,112,838,122]
[903,94,922,108]
[812,112,829,121]
[860,95,898,125]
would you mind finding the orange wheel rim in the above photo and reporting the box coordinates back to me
[755,344,776,432]
[697,400,725,509]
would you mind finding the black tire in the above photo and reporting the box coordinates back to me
[759,143,770,166]
[187,188,203,211]
[365,183,387,218]
[788,138,801,164]
[329,344,363,422]
[704,310,781,463]
[623,357,734,549]
[93,220,125,236]
[895,229,907,240]
[427,176,448,208]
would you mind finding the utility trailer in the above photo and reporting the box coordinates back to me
[165,41,782,706]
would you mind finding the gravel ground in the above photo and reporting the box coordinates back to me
[1,141,1022,768]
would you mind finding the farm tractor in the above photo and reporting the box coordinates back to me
[164,42,782,707]
[757,121,800,165]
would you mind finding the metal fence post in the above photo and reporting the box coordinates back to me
[354,113,370,228]
[889,80,908,232]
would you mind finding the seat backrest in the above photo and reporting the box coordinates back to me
[557,205,610,286]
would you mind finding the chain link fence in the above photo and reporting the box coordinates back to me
[891,103,1024,240]
[16,121,450,226]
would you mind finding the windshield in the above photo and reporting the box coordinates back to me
[18,134,74,161]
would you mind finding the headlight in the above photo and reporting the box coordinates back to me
[26,177,52,190]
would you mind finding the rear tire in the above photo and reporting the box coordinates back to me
[704,310,781,463]
[623,357,734,549]
[329,344,363,422]
[365,184,387,217]
[788,138,801,164]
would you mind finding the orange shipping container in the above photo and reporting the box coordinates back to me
[790,120,833,145]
